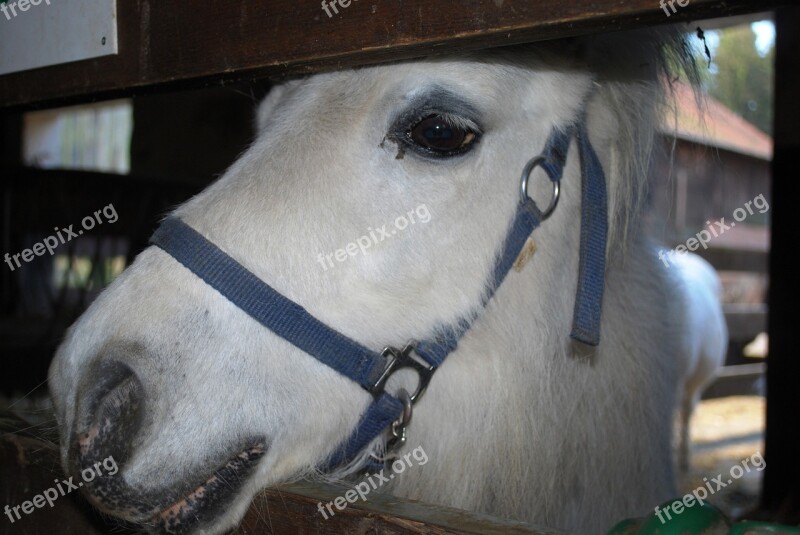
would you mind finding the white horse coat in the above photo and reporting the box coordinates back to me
[49,32,699,534]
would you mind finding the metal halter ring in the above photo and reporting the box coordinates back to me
[370,388,412,463]
[389,388,413,445]
[520,155,560,220]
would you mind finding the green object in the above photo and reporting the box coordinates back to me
[728,521,800,534]
[639,499,729,534]
[606,499,729,534]
[607,502,800,535]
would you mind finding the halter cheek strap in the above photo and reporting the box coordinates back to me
[568,120,608,346]
[149,117,608,471]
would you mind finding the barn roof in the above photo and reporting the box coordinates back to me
[661,82,773,161]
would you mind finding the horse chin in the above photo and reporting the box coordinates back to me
[151,443,267,535]
[81,442,267,534]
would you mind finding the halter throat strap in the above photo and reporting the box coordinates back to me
[149,117,608,470]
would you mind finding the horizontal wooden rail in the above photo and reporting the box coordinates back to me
[0,0,784,109]
[696,247,769,273]
[240,481,568,535]
[725,304,768,342]
[716,362,766,378]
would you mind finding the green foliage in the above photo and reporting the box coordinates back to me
[709,25,774,134]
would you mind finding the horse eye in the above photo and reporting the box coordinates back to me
[408,115,477,155]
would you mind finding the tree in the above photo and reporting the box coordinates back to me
[709,25,774,134]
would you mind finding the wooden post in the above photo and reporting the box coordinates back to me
[762,5,800,522]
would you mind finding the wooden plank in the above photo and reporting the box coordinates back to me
[695,247,768,273]
[724,304,768,342]
[239,481,567,535]
[0,414,108,534]
[703,363,765,398]
[716,362,766,379]
[0,0,784,109]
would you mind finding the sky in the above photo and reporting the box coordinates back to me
[751,20,776,56]
[703,19,775,58]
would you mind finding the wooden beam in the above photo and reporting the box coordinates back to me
[0,0,784,109]
[239,481,567,535]
[716,362,765,379]
[0,415,107,534]
[724,304,768,342]
[694,247,768,273]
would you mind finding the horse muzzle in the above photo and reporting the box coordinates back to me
[66,358,267,534]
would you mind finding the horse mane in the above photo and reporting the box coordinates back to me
[583,29,703,252]
[473,29,702,253]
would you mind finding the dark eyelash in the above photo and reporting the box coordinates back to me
[387,109,482,159]
[404,111,480,137]
[418,112,481,135]
[392,109,480,138]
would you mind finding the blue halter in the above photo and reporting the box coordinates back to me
[149,117,608,471]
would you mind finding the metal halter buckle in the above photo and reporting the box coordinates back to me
[368,343,435,462]
[369,342,435,404]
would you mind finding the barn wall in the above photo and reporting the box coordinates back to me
[130,84,269,184]
[0,84,268,397]
[648,137,771,238]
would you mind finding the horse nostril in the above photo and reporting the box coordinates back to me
[76,360,144,467]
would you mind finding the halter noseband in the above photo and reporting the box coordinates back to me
[149,116,608,471]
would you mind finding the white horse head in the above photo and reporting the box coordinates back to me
[49,30,697,534]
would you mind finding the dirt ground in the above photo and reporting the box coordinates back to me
[679,395,766,520]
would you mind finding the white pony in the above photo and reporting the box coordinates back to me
[662,250,728,472]
[49,31,699,534]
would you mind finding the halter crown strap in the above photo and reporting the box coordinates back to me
[149,117,608,470]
